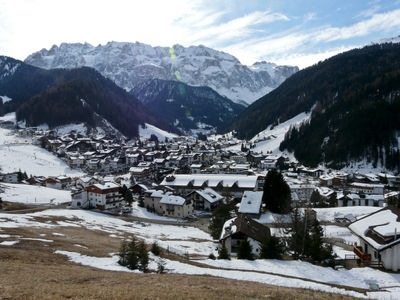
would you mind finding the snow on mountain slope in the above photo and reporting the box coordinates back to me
[138,123,177,142]
[0,113,84,177]
[228,111,312,154]
[0,183,71,204]
[25,42,298,105]
[0,95,12,104]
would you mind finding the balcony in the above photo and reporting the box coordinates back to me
[354,246,371,261]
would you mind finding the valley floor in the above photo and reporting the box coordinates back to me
[1,208,399,299]
[0,219,357,300]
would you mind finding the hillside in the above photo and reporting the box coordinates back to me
[131,79,245,134]
[25,42,298,105]
[0,56,174,138]
[228,43,400,170]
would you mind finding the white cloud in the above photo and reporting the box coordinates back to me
[182,10,290,45]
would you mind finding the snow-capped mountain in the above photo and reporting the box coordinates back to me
[25,42,298,105]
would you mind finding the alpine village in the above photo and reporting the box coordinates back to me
[1,2,400,299]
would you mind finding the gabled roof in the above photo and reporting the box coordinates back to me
[195,188,224,204]
[348,207,400,251]
[220,214,270,243]
[160,195,186,206]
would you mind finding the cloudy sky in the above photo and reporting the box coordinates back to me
[0,0,400,68]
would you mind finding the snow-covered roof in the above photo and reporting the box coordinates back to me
[195,188,224,204]
[92,182,119,190]
[349,207,400,251]
[238,191,263,214]
[160,195,186,206]
[161,174,261,189]
[350,182,384,188]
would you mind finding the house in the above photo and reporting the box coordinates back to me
[220,214,271,257]
[86,182,123,211]
[1,172,19,183]
[348,207,400,271]
[143,190,170,214]
[350,182,384,195]
[288,184,316,202]
[160,174,265,199]
[190,164,202,174]
[238,191,263,218]
[131,183,148,198]
[45,177,62,190]
[159,194,194,218]
[187,188,224,211]
[129,167,151,179]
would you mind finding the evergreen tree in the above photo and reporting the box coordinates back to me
[17,170,23,183]
[138,240,149,272]
[262,169,292,214]
[308,219,333,262]
[260,236,285,259]
[310,190,326,208]
[237,239,253,260]
[126,236,139,270]
[151,242,162,256]
[218,244,230,260]
[286,207,309,259]
[118,239,129,266]
[208,203,232,240]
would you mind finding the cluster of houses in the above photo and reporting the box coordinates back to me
[2,127,400,271]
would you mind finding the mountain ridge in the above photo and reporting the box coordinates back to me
[0,56,175,138]
[130,78,245,134]
[25,41,298,105]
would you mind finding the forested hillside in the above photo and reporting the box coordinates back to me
[228,43,400,170]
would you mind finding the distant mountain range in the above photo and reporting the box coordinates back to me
[0,56,174,138]
[227,43,400,171]
[25,41,298,105]
[130,78,245,134]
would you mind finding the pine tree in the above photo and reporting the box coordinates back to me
[126,236,139,270]
[237,239,253,260]
[260,236,285,259]
[262,169,292,214]
[209,203,231,240]
[309,219,332,262]
[286,207,309,259]
[151,242,162,256]
[138,240,149,272]
[118,239,129,266]
[218,244,230,260]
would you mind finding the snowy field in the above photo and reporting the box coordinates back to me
[1,208,400,299]
[139,123,177,142]
[0,209,215,256]
[0,113,84,177]
[0,183,71,204]
[314,206,381,222]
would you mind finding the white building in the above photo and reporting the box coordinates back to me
[350,182,384,195]
[349,207,400,271]
[71,182,123,210]
[160,174,264,199]
[188,188,224,211]
[159,194,193,218]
